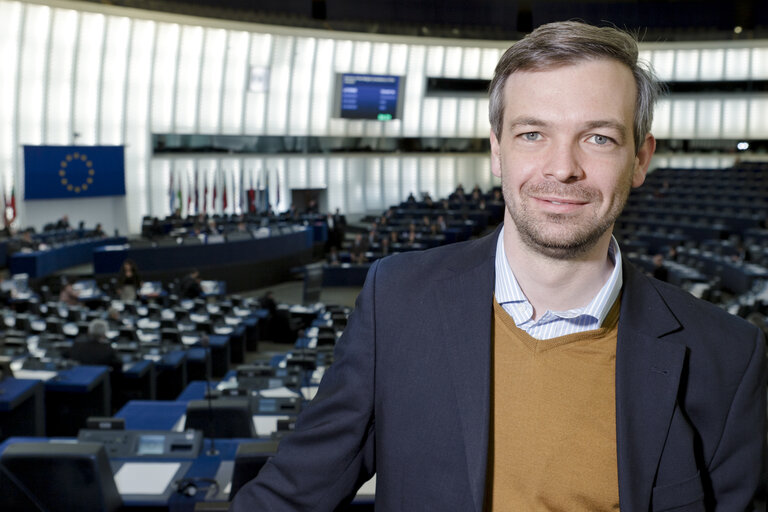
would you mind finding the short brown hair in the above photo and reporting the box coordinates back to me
[489,21,663,152]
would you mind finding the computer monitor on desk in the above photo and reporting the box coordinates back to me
[236,365,300,390]
[0,441,123,512]
[77,428,203,460]
[201,280,226,296]
[0,356,13,380]
[229,440,280,500]
[185,398,256,438]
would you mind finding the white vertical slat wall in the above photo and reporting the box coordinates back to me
[3,0,768,233]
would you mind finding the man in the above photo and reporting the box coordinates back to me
[70,319,124,411]
[232,22,766,511]
[349,233,370,264]
[70,319,122,374]
[179,268,203,299]
[652,253,669,282]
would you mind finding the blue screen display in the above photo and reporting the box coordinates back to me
[339,74,400,120]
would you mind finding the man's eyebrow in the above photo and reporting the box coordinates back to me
[584,120,628,139]
[508,117,549,129]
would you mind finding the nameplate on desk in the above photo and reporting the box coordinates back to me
[12,369,58,381]
[78,429,203,459]
[114,462,180,495]
[254,416,290,437]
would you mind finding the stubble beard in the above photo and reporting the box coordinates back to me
[501,177,632,260]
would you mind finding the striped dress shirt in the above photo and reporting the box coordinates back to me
[494,228,623,340]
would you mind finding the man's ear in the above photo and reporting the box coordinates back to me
[490,130,502,178]
[632,133,656,188]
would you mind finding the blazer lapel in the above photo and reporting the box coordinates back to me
[434,231,497,512]
[616,261,687,511]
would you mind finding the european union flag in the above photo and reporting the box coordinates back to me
[23,145,126,200]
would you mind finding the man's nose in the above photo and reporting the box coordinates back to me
[544,141,585,183]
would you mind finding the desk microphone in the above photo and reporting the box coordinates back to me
[200,334,219,456]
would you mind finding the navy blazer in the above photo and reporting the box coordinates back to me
[232,226,767,511]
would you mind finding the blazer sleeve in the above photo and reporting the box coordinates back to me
[707,327,767,509]
[230,260,380,511]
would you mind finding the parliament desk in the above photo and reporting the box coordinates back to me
[0,434,353,511]
[122,359,157,402]
[178,334,230,381]
[0,433,228,510]
[118,392,302,439]
[203,334,231,379]
[681,250,768,294]
[0,239,9,267]
[155,350,189,401]
[44,365,111,436]
[241,313,264,352]
[116,400,190,431]
[1,410,373,511]
[619,218,728,243]
[0,378,44,441]
[322,263,371,287]
[228,325,247,364]
[628,254,709,288]
[93,228,314,293]
[8,236,126,278]
[176,380,213,402]
[186,347,213,382]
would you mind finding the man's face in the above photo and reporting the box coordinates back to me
[490,59,655,259]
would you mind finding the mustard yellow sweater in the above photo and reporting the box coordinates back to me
[485,298,621,511]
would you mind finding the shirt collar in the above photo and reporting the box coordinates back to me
[494,226,623,326]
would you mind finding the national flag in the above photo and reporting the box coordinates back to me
[177,179,182,216]
[2,189,8,227]
[169,169,175,214]
[264,168,270,213]
[255,170,261,212]
[213,170,218,212]
[187,169,192,215]
[203,171,208,214]
[8,186,14,223]
[194,170,199,214]
[275,169,280,209]
[222,170,228,212]
[240,168,247,214]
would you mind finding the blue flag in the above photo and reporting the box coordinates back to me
[23,145,126,200]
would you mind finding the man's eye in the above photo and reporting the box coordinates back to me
[522,132,540,141]
[590,135,612,145]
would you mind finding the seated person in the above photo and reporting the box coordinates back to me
[16,230,39,252]
[70,319,124,411]
[349,234,368,264]
[56,215,71,230]
[652,254,669,282]
[327,246,340,265]
[259,291,278,316]
[70,319,121,373]
[116,259,141,301]
[179,269,203,299]
[92,223,106,237]
[59,279,79,306]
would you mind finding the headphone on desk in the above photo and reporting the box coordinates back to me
[173,477,220,497]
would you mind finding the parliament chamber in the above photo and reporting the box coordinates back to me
[1,0,768,509]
